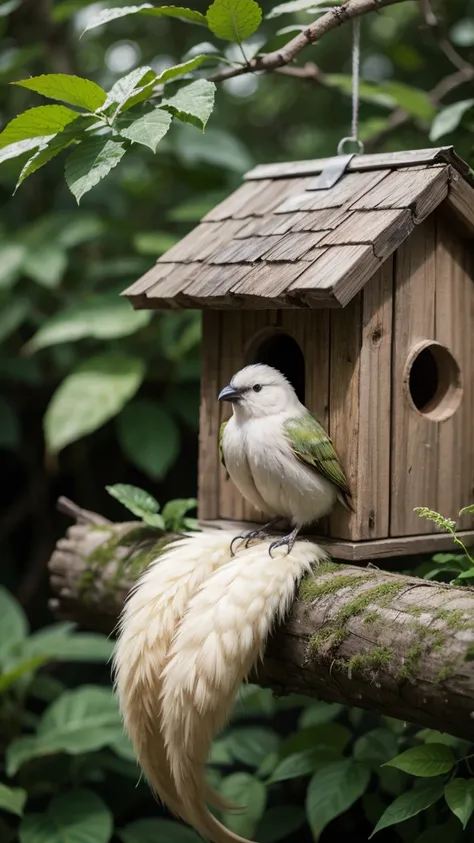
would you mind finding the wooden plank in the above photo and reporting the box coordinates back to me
[299,170,389,212]
[121,263,177,306]
[444,169,474,236]
[321,208,407,246]
[235,214,303,238]
[390,218,438,536]
[198,312,222,521]
[218,312,245,520]
[244,147,461,180]
[200,518,474,561]
[434,215,474,532]
[351,167,449,220]
[202,180,271,222]
[329,295,362,540]
[356,259,393,539]
[237,178,311,218]
[288,244,380,307]
[230,261,308,299]
[290,208,351,232]
[262,231,327,261]
[208,235,281,264]
[144,262,201,305]
[180,264,249,307]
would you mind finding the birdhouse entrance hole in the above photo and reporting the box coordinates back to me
[247,331,305,403]
[406,341,462,422]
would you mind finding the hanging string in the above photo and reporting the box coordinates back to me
[337,17,364,156]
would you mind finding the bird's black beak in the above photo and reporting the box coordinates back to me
[218,384,242,402]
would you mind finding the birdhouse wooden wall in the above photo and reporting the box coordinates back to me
[198,211,474,552]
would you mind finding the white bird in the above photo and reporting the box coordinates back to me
[218,363,352,555]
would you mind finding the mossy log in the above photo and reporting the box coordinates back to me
[49,498,474,741]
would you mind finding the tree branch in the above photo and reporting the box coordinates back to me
[48,502,474,741]
[210,0,412,83]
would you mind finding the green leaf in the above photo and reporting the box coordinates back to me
[83,4,207,33]
[7,686,122,774]
[0,784,27,817]
[221,773,267,839]
[103,66,155,112]
[460,504,474,516]
[383,744,455,777]
[0,243,25,289]
[21,627,114,663]
[118,818,202,843]
[13,74,106,111]
[117,399,179,480]
[161,498,198,531]
[226,728,280,768]
[379,81,435,120]
[157,54,213,83]
[23,244,67,288]
[269,749,334,783]
[106,483,162,521]
[0,655,48,693]
[19,789,113,843]
[306,760,370,839]
[0,396,20,450]
[354,729,399,767]
[0,297,29,342]
[256,806,306,843]
[445,779,474,829]
[280,723,351,758]
[0,586,28,664]
[65,136,126,203]
[161,79,215,130]
[416,729,464,748]
[207,0,262,42]
[299,701,343,727]
[0,105,80,149]
[430,99,474,141]
[15,116,96,188]
[26,296,151,352]
[44,354,144,453]
[0,137,54,165]
[370,781,445,837]
[266,0,327,18]
[119,107,172,152]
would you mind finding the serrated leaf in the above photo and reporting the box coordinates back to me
[0,137,55,165]
[16,115,97,188]
[13,74,106,111]
[0,784,27,817]
[119,107,172,152]
[161,79,215,130]
[26,295,151,352]
[370,782,444,837]
[445,779,474,829]
[430,99,474,142]
[256,806,306,843]
[266,0,327,18]
[65,137,126,203]
[7,687,122,774]
[0,105,79,149]
[157,54,212,83]
[118,818,202,843]
[221,773,267,838]
[207,0,262,42]
[19,788,113,843]
[106,483,160,518]
[383,744,455,777]
[306,760,370,839]
[103,66,156,113]
[83,4,207,34]
[116,399,179,480]
[0,586,28,664]
[44,354,144,453]
[161,498,198,531]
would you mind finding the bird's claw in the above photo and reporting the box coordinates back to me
[268,528,300,558]
[230,529,270,556]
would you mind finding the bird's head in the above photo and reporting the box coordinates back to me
[218,363,300,418]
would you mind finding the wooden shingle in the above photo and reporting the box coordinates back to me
[122,147,474,310]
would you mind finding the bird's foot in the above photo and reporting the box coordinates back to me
[230,519,281,556]
[268,527,300,558]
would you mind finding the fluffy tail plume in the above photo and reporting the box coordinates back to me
[113,532,238,820]
[160,536,327,843]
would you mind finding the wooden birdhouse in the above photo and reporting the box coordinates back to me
[122,146,474,560]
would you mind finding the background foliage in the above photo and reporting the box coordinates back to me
[1,0,474,840]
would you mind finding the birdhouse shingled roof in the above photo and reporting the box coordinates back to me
[122,146,474,309]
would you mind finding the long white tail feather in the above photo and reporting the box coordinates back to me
[113,532,239,820]
[160,537,327,843]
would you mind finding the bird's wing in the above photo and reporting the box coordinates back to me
[219,420,227,469]
[284,412,351,501]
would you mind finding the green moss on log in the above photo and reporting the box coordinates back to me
[336,646,393,676]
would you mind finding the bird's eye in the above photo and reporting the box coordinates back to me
[253,384,262,393]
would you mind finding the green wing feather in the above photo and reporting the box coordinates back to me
[284,412,352,507]
[219,420,227,469]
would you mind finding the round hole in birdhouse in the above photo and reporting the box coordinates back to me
[405,341,462,421]
[246,330,305,403]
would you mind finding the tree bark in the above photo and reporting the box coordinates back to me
[48,499,474,741]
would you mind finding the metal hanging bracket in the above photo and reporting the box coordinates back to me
[306,153,356,191]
